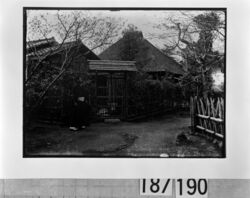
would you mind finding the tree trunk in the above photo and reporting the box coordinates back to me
[201,67,208,98]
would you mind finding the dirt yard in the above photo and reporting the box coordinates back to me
[24,112,223,157]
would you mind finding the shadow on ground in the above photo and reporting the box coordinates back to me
[24,112,223,157]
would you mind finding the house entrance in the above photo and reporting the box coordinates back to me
[95,73,125,119]
[88,60,137,120]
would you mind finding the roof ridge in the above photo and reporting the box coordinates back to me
[27,37,56,43]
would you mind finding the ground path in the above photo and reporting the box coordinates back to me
[25,112,222,157]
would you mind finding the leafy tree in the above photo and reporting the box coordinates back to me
[159,11,225,97]
[182,12,224,97]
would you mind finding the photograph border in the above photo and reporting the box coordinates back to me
[23,7,227,158]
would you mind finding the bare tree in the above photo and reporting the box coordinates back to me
[25,10,122,110]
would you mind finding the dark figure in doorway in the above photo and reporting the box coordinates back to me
[69,95,91,131]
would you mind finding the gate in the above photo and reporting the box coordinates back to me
[88,60,137,120]
[94,73,126,119]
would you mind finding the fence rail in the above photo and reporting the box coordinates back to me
[190,96,225,142]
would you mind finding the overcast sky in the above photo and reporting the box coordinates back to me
[27,9,225,56]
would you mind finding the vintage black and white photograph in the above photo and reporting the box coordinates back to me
[23,8,226,157]
[0,179,249,198]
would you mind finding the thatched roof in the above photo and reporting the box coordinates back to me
[99,37,185,75]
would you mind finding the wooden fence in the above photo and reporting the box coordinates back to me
[190,96,225,142]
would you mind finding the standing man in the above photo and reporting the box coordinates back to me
[69,86,91,131]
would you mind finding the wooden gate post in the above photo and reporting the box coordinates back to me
[190,96,197,134]
[95,71,98,113]
[190,97,194,133]
[123,72,128,120]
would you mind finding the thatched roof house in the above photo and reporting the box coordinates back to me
[99,35,185,76]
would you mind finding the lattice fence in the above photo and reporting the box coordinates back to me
[190,96,225,143]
